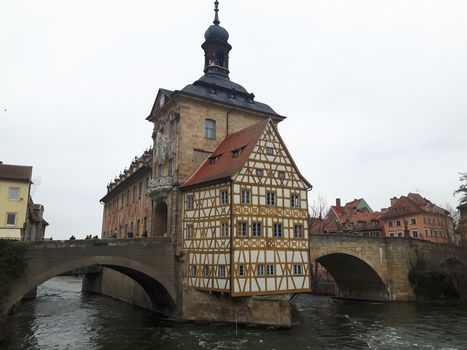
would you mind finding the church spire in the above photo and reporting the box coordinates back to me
[214,1,220,25]
[202,0,232,77]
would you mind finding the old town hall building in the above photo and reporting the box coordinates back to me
[101,2,312,298]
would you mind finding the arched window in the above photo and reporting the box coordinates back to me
[205,119,216,139]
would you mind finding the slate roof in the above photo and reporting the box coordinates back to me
[0,163,32,182]
[181,119,269,189]
[179,74,284,119]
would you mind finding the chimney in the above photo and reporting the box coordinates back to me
[336,198,341,207]
[390,197,398,206]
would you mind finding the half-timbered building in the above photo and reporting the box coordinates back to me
[181,119,311,296]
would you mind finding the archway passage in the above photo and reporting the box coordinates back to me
[154,202,168,237]
[315,253,389,302]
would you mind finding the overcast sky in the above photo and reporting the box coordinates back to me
[1,0,466,239]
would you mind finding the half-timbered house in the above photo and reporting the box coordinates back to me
[181,119,312,296]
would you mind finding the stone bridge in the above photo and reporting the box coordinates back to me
[0,238,180,316]
[2,235,464,322]
[309,234,466,302]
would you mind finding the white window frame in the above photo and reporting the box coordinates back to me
[257,264,265,276]
[205,119,216,139]
[273,223,283,238]
[239,264,245,277]
[238,222,248,237]
[241,189,251,204]
[293,264,303,275]
[293,224,304,239]
[220,190,229,205]
[218,265,226,278]
[252,222,262,237]
[291,194,300,208]
[266,264,275,276]
[186,195,194,210]
[221,222,229,237]
[6,213,16,226]
[267,191,276,206]
[8,187,20,201]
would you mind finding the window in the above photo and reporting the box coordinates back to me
[203,265,209,278]
[138,182,142,199]
[267,192,276,206]
[239,264,245,277]
[6,213,16,226]
[8,187,20,201]
[221,222,229,237]
[294,224,304,238]
[273,223,283,238]
[204,119,216,139]
[266,264,275,276]
[191,266,197,277]
[293,264,303,275]
[186,225,193,239]
[232,147,244,158]
[238,222,248,237]
[255,264,264,277]
[291,194,300,208]
[143,217,148,233]
[127,190,130,205]
[425,229,428,237]
[186,195,194,210]
[397,232,403,238]
[410,218,417,225]
[220,190,229,205]
[158,163,164,177]
[136,220,140,236]
[388,221,393,227]
[412,231,418,238]
[277,171,285,179]
[168,158,174,176]
[241,190,251,204]
[396,220,401,227]
[266,147,274,155]
[252,222,262,237]
[219,265,226,278]
[389,232,394,237]
[256,169,264,177]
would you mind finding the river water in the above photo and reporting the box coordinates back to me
[1,276,467,350]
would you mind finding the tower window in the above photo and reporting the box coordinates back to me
[216,51,225,67]
[205,119,216,139]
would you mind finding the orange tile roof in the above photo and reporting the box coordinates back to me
[181,119,270,189]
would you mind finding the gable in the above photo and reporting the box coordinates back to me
[147,88,173,120]
[233,122,311,190]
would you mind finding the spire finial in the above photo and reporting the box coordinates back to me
[213,1,220,25]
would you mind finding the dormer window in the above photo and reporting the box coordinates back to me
[232,149,242,158]
[205,119,216,139]
[209,155,221,164]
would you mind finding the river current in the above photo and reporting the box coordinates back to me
[1,276,467,350]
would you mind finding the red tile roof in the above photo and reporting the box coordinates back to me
[181,119,270,189]
[0,163,32,182]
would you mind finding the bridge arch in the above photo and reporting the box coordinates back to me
[4,254,177,316]
[312,252,390,302]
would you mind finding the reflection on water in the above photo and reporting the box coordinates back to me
[1,276,467,350]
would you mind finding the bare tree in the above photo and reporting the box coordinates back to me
[454,172,467,205]
[308,195,329,233]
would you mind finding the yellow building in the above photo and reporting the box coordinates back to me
[0,162,32,240]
